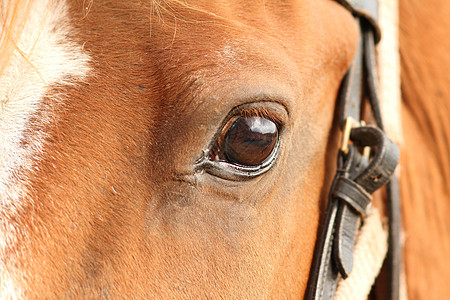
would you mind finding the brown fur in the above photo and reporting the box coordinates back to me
[400,0,450,298]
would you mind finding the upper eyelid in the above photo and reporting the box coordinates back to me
[235,107,285,127]
[224,101,288,127]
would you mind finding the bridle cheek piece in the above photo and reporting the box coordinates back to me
[306,1,401,300]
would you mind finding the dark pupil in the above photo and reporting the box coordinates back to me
[224,116,278,166]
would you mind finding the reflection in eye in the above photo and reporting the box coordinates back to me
[211,115,279,166]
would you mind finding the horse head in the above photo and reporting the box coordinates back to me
[1,0,363,298]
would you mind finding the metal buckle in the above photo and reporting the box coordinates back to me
[340,117,359,154]
[340,117,371,160]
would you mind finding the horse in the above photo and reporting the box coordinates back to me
[0,0,448,299]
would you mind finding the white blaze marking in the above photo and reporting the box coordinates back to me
[0,0,90,297]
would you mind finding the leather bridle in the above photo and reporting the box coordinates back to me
[306,1,402,299]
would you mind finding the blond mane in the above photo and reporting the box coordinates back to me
[0,0,36,77]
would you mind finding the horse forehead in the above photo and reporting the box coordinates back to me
[128,0,357,107]
[148,0,355,60]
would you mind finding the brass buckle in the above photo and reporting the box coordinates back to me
[340,117,359,154]
[340,117,371,159]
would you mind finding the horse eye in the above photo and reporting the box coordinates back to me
[213,116,279,166]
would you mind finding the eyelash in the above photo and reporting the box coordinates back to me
[235,107,284,125]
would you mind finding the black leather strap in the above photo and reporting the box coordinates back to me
[335,0,381,43]
[338,24,364,128]
[306,1,402,299]
[332,177,371,214]
[306,132,399,300]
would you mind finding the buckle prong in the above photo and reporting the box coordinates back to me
[340,117,360,154]
[340,117,359,154]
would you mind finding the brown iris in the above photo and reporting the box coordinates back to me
[213,115,279,166]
